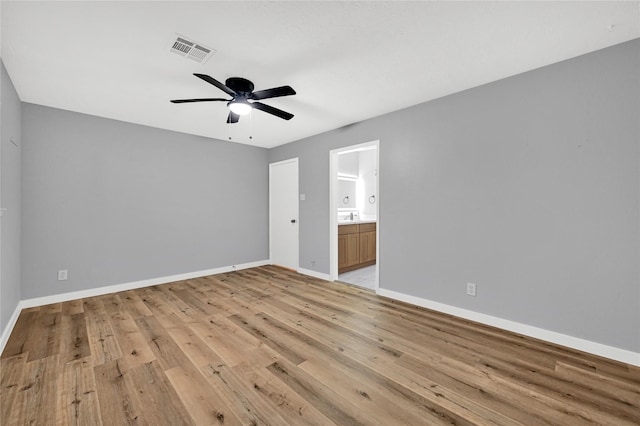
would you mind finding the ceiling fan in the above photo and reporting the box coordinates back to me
[171,74,296,123]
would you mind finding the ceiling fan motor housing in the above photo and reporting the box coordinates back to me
[226,77,254,96]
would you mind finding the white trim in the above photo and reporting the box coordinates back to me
[297,267,331,281]
[268,158,298,167]
[329,150,339,280]
[19,260,270,309]
[377,287,640,366]
[374,143,380,291]
[0,303,23,354]
[0,259,270,353]
[5,260,636,367]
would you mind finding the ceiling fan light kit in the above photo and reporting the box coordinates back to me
[228,99,252,116]
[171,74,296,124]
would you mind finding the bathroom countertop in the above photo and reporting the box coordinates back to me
[339,219,377,225]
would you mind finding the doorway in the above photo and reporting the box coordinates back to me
[329,141,379,290]
[269,158,299,270]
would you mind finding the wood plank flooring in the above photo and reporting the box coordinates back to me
[1,265,639,425]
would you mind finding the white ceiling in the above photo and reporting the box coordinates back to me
[2,1,639,148]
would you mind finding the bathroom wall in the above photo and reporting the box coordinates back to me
[337,151,359,177]
[338,149,377,218]
[358,149,377,218]
[337,152,358,211]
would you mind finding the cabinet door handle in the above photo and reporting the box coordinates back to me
[291,219,296,223]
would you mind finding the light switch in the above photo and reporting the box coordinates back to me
[300,194,306,201]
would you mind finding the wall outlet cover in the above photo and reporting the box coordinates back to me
[466,282,477,296]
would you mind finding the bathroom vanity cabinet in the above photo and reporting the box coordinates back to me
[338,222,376,273]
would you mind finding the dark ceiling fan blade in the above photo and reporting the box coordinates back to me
[251,102,294,120]
[251,86,296,100]
[227,111,240,124]
[170,98,229,103]
[194,73,236,96]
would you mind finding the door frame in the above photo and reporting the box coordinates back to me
[269,157,299,270]
[329,140,380,290]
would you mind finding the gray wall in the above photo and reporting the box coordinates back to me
[21,104,269,299]
[269,39,640,352]
[1,61,22,332]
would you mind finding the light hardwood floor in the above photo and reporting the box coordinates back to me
[1,266,638,425]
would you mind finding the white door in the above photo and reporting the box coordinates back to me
[269,158,299,270]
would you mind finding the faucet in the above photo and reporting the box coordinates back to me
[350,212,354,221]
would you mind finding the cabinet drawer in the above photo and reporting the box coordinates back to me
[358,222,376,232]
[338,224,358,235]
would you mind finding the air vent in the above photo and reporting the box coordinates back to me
[169,35,215,64]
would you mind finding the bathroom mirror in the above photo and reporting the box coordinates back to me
[337,179,356,209]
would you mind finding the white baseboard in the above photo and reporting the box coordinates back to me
[0,303,23,355]
[297,267,332,281]
[0,260,269,354]
[20,260,270,309]
[4,263,637,367]
[377,288,640,367]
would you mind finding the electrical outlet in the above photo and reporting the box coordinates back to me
[311,260,316,267]
[58,269,68,281]
[466,282,477,296]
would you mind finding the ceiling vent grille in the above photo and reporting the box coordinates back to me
[169,35,215,64]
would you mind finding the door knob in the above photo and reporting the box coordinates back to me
[291,219,296,223]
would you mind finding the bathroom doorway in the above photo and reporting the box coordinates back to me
[329,141,379,290]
